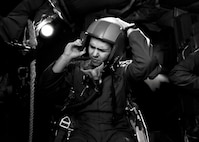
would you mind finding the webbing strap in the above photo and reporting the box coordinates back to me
[54,128,68,142]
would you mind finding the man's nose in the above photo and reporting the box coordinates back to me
[92,49,99,56]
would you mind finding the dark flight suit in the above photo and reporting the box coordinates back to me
[39,30,158,142]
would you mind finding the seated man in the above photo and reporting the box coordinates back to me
[39,17,158,142]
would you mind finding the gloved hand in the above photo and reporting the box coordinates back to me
[144,74,169,92]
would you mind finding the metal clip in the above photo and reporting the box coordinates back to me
[59,116,74,131]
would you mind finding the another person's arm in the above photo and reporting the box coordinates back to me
[169,51,199,91]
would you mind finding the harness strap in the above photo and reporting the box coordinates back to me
[54,128,68,142]
[54,115,74,142]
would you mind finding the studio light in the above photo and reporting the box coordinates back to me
[35,14,58,38]
[40,23,54,37]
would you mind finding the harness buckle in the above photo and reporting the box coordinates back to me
[59,116,74,131]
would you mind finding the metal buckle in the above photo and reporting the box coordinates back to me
[59,116,73,131]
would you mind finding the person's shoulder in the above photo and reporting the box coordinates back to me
[194,49,199,55]
[188,49,199,59]
[119,60,133,67]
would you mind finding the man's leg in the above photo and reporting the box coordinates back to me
[108,131,136,142]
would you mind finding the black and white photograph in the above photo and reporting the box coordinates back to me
[1,0,199,142]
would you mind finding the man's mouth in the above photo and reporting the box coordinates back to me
[91,59,101,65]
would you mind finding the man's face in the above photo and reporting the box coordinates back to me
[88,37,112,67]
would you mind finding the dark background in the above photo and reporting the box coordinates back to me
[1,0,199,17]
[1,0,199,142]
